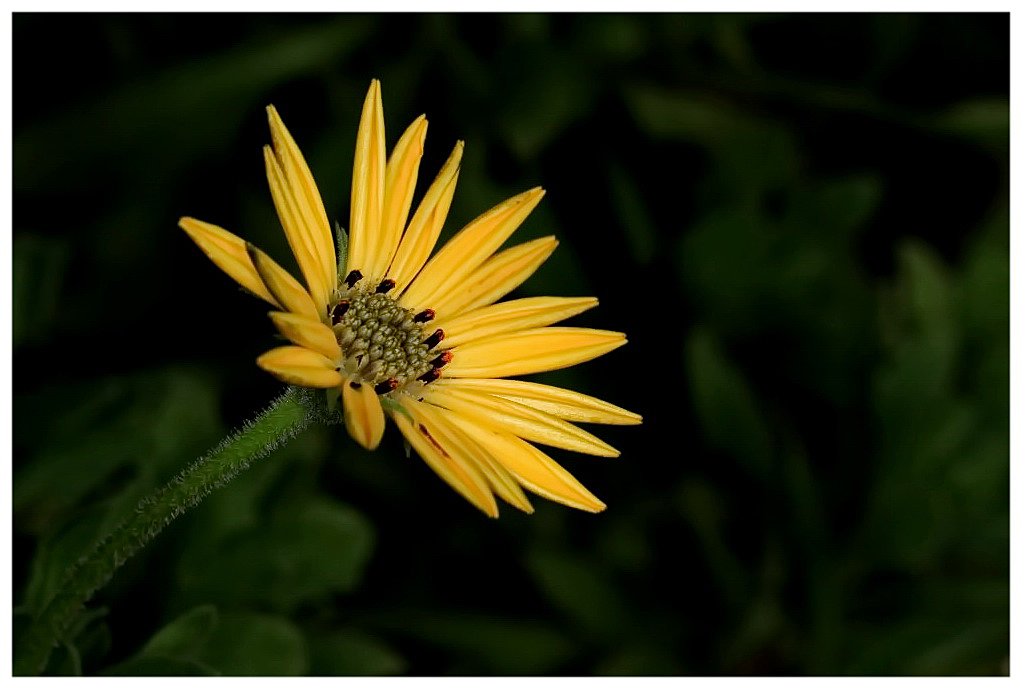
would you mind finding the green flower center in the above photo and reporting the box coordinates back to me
[331,273,446,393]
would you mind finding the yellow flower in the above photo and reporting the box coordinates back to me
[179,80,640,516]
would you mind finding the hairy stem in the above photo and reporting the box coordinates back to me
[15,387,315,676]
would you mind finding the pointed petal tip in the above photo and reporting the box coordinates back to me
[562,494,606,514]
[265,105,286,141]
[256,346,343,388]
[575,493,607,513]
[178,217,209,236]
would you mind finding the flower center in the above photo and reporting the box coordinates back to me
[331,272,448,394]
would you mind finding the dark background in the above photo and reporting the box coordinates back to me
[13,13,1008,676]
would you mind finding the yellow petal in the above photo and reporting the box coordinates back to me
[266,105,336,313]
[178,217,279,307]
[438,378,642,425]
[366,114,428,280]
[434,296,597,349]
[393,398,499,517]
[342,379,386,450]
[387,141,463,290]
[348,79,386,276]
[268,311,342,362]
[452,414,605,513]
[245,243,320,320]
[257,346,343,388]
[430,236,558,317]
[425,385,619,457]
[445,327,626,378]
[413,400,533,514]
[399,187,545,312]
[261,151,324,314]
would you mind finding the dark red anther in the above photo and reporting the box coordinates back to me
[413,309,435,323]
[374,378,399,395]
[375,278,396,294]
[331,300,350,324]
[344,270,363,289]
[423,329,445,349]
[430,351,453,368]
[349,381,362,389]
[417,368,441,384]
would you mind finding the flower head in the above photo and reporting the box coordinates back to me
[180,80,640,516]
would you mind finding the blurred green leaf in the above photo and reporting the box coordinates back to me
[15,368,222,531]
[961,241,1008,344]
[960,209,1008,421]
[578,15,648,64]
[867,234,1007,576]
[596,517,653,574]
[35,607,111,676]
[175,495,373,612]
[101,606,222,675]
[198,612,308,676]
[901,241,956,344]
[525,549,629,639]
[14,18,373,193]
[103,656,220,676]
[12,234,70,347]
[595,645,685,675]
[606,161,657,265]
[845,615,1006,675]
[678,208,770,331]
[675,477,749,610]
[685,328,772,475]
[140,605,218,659]
[308,630,405,676]
[789,175,882,238]
[498,50,594,160]
[45,643,82,677]
[372,611,577,674]
[22,505,109,615]
[928,98,1008,158]
[624,83,798,194]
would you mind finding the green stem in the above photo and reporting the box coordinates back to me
[15,387,314,676]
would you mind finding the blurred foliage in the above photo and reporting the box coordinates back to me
[13,13,1006,676]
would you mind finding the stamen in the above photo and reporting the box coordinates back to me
[349,381,362,389]
[331,300,350,324]
[418,368,441,384]
[423,329,444,349]
[374,378,399,394]
[344,270,363,289]
[375,279,396,294]
[413,309,435,323]
[430,351,453,368]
